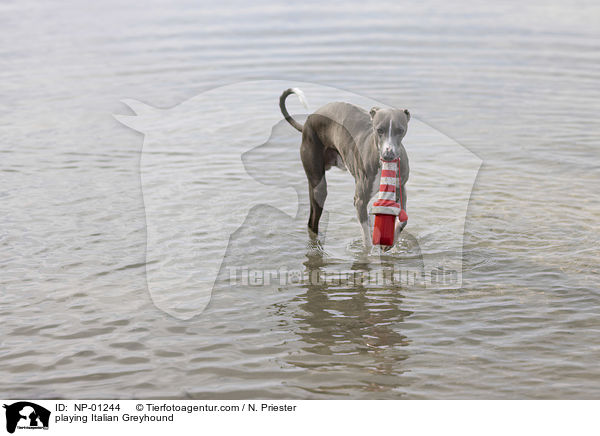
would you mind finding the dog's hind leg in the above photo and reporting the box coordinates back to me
[300,125,327,235]
[308,178,327,235]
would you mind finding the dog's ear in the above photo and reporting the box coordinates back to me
[404,109,411,122]
[370,107,380,118]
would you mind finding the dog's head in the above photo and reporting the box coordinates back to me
[370,107,410,161]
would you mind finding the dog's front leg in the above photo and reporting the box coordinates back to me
[394,183,408,242]
[394,219,407,242]
[354,196,371,250]
[360,219,372,249]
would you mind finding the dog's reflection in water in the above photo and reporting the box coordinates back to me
[278,244,415,393]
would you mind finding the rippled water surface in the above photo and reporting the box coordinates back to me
[1,0,599,399]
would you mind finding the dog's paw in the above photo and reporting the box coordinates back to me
[381,244,394,252]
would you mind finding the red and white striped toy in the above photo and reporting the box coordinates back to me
[371,158,408,246]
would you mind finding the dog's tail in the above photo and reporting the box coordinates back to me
[279,88,309,133]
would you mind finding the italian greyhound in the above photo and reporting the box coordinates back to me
[279,88,410,249]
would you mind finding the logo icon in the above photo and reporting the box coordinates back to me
[3,402,50,434]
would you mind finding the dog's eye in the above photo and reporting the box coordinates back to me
[376,128,384,135]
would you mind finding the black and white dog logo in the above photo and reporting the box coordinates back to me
[3,402,50,434]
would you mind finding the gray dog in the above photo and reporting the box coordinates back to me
[279,88,410,248]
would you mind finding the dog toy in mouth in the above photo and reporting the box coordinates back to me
[371,158,408,246]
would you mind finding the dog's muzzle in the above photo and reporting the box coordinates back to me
[381,141,400,161]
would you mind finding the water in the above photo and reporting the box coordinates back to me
[1,0,599,399]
